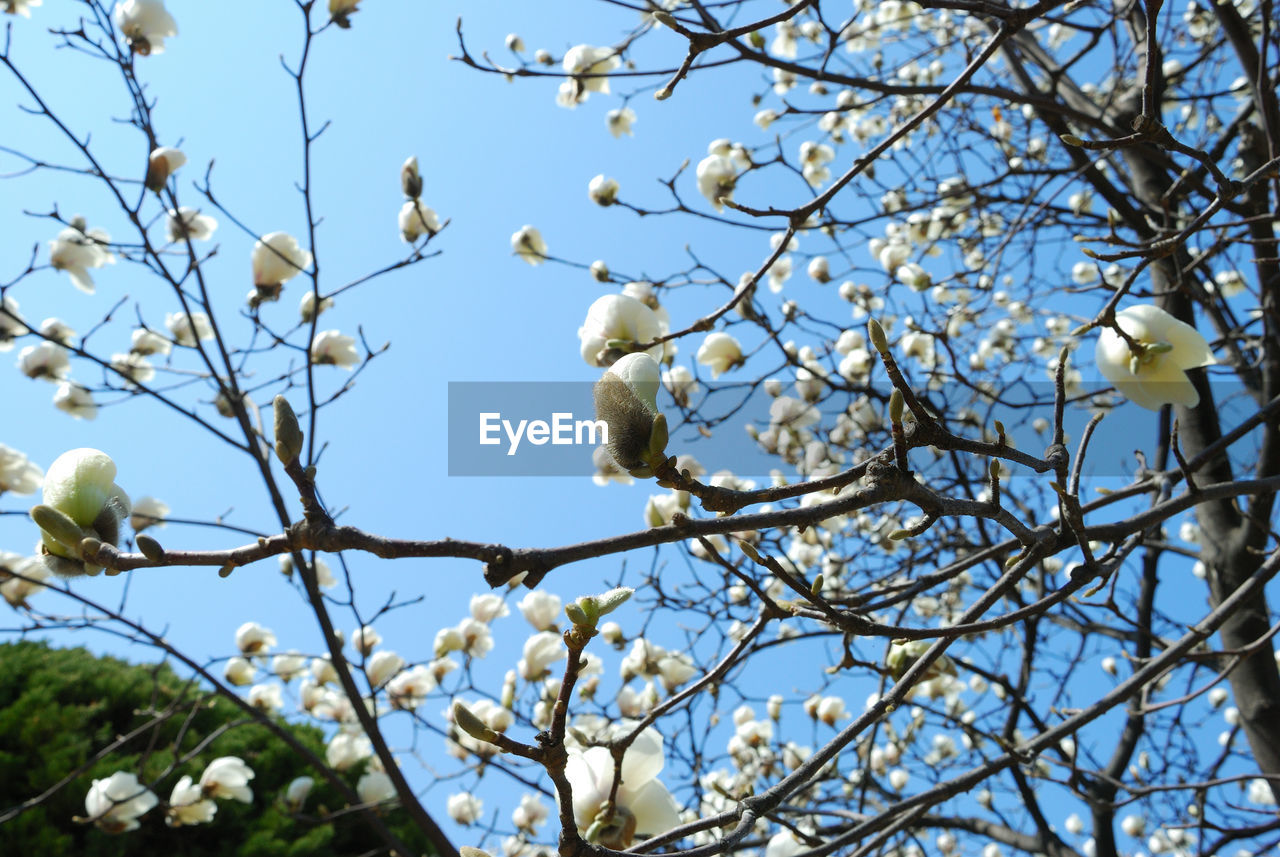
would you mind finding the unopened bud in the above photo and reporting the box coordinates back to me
[31,504,87,553]
[273,395,305,465]
[400,156,422,199]
[453,701,500,745]
[868,318,889,354]
[565,601,592,628]
[1059,134,1085,147]
[136,533,166,561]
[593,353,662,472]
[595,586,633,617]
[889,389,905,424]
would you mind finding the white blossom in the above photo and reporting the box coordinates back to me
[696,155,737,211]
[114,0,177,55]
[606,107,636,138]
[199,756,254,803]
[565,726,681,847]
[166,776,216,826]
[400,200,440,242]
[165,207,218,242]
[49,220,114,293]
[252,232,311,289]
[696,332,744,379]
[53,382,97,420]
[578,293,665,367]
[1095,305,1216,410]
[511,225,548,265]
[165,312,214,347]
[85,771,158,833]
[357,771,397,805]
[311,330,360,368]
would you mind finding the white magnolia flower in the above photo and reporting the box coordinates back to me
[696,332,744,379]
[518,590,561,631]
[299,291,334,322]
[199,756,254,803]
[588,174,620,206]
[145,147,185,191]
[166,775,216,826]
[1247,777,1277,805]
[235,621,277,655]
[696,154,737,211]
[1120,815,1145,837]
[606,107,636,138]
[565,726,681,847]
[578,294,665,367]
[224,657,255,686]
[511,225,548,265]
[470,593,509,622]
[351,624,381,656]
[284,776,314,812]
[130,495,169,531]
[0,444,42,495]
[310,330,360,368]
[111,351,155,387]
[448,792,484,825]
[0,555,47,608]
[248,682,283,712]
[271,650,307,681]
[326,732,373,771]
[49,220,114,293]
[165,207,218,242]
[505,33,524,52]
[663,364,699,408]
[366,650,406,688]
[799,141,835,187]
[513,793,549,832]
[252,232,311,289]
[357,771,396,805]
[0,295,27,349]
[518,630,566,680]
[53,383,97,422]
[17,341,70,381]
[2,1,43,19]
[165,311,214,347]
[559,45,619,106]
[387,664,437,710]
[85,771,158,833]
[130,328,171,356]
[38,447,129,575]
[400,200,440,242]
[896,262,932,291]
[1095,305,1216,410]
[114,0,177,55]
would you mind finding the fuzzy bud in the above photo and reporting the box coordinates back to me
[593,353,664,473]
[273,395,305,466]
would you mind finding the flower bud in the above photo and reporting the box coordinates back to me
[33,448,130,577]
[452,701,500,746]
[273,395,305,465]
[889,389,905,424]
[400,156,422,199]
[136,533,166,561]
[868,318,889,354]
[593,353,663,472]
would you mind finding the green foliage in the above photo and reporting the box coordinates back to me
[0,640,432,856]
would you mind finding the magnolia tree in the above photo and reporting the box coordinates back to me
[1,1,1278,857]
